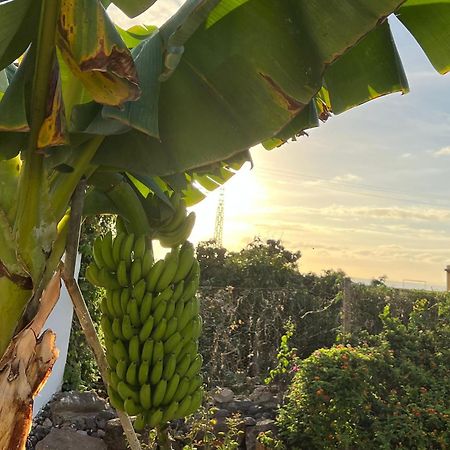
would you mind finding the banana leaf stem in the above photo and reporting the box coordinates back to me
[156,425,173,449]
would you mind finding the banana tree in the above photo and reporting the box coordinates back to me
[0,0,449,448]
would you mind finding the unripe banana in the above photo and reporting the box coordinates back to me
[122,315,135,341]
[101,316,114,342]
[101,231,116,271]
[139,292,153,323]
[153,379,167,407]
[152,341,164,365]
[133,234,147,260]
[100,297,111,317]
[112,318,125,340]
[117,260,128,287]
[151,318,167,341]
[85,263,101,287]
[120,233,135,268]
[186,388,203,416]
[192,316,203,339]
[112,232,126,265]
[141,250,154,277]
[150,360,163,385]
[188,374,203,395]
[163,197,186,232]
[106,291,116,317]
[157,212,196,248]
[147,408,163,427]
[117,381,140,403]
[112,290,122,317]
[177,340,198,363]
[164,299,176,322]
[141,340,154,362]
[162,400,179,422]
[127,298,141,328]
[146,259,164,292]
[174,294,185,318]
[174,394,192,419]
[93,237,106,269]
[155,248,179,291]
[177,299,194,331]
[162,353,177,380]
[185,354,203,378]
[173,241,195,283]
[120,288,131,314]
[134,414,146,431]
[99,268,120,290]
[116,359,128,380]
[162,373,180,405]
[132,279,146,305]
[130,258,142,286]
[173,377,190,403]
[153,300,168,324]
[138,360,150,386]
[108,370,121,391]
[139,383,152,410]
[176,353,191,378]
[108,387,124,411]
[164,317,178,341]
[164,331,181,354]
[152,287,173,312]
[106,352,118,370]
[139,315,154,342]
[124,398,143,416]
[180,279,198,303]
[126,361,138,386]
[172,280,185,303]
[113,340,128,362]
[128,335,140,363]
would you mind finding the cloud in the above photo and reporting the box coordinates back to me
[332,173,362,183]
[433,146,450,157]
[401,152,412,158]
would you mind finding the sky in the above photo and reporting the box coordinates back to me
[109,2,450,290]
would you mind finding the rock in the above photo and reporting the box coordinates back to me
[103,419,127,450]
[214,408,230,418]
[213,387,234,404]
[249,386,276,405]
[255,419,277,434]
[244,416,257,427]
[36,428,106,450]
[42,418,53,429]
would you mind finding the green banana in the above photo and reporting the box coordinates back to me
[117,381,140,403]
[162,197,186,232]
[128,335,140,362]
[112,290,122,317]
[99,268,120,290]
[120,288,131,314]
[85,263,101,287]
[117,260,128,287]
[186,388,203,416]
[101,316,114,342]
[172,280,185,302]
[174,394,192,419]
[177,299,194,331]
[141,250,154,277]
[150,360,163,385]
[106,352,118,370]
[101,231,116,271]
[116,359,128,380]
[152,341,164,365]
[164,332,181,354]
[124,398,143,416]
[126,361,138,386]
[134,414,146,431]
[152,287,173,312]
[141,340,154,362]
[127,299,141,328]
[106,291,115,317]
[188,374,203,395]
[108,387,124,411]
[146,259,164,292]
[133,235,146,260]
[139,384,152,410]
[157,212,196,248]
[152,379,167,408]
[132,279,146,305]
[164,299,176,322]
[151,318,167,341]
[176,353,191,378]
[185,354,203,378]
[163,317,178,341]
[108,370,121,391]
[120,233,135,268]
[162,373,180,405]
[173,377,190,402]
[139,315,154,342]
[130,258,142,286]
[122,315,135,341]
[153,300,168,324]
[138,360,150,386]
[112,318,125,340]
[100,297,110,317]
[93,237,106,269]
[173,241,195,283]
[162,400,179,422]
[112,232,126,265]
[162,353,177,380]
[180,279,198,303]
[139,292,153,323]
[177,340,198,363]
[113,340,128,361]
[147,408,163,427]
[155,248,179,291]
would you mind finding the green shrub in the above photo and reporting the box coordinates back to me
[277,301,450,449]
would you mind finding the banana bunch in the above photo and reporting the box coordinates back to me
[145,192,196,248]
[86,234,203,430]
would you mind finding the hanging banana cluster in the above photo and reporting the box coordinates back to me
[145,192,196,248]
[86,233,203,429]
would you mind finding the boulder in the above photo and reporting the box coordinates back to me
[213,387,234,404]
[35,428,106,450]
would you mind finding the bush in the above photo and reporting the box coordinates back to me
[277,300,450,449]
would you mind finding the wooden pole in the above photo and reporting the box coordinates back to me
[342,277,352,335]
[62,181,142,450]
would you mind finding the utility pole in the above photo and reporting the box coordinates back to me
[213,187,224,247]
[342,277,352,335]
[445,265,450,291]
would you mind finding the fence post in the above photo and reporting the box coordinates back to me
[342,277,352,334]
